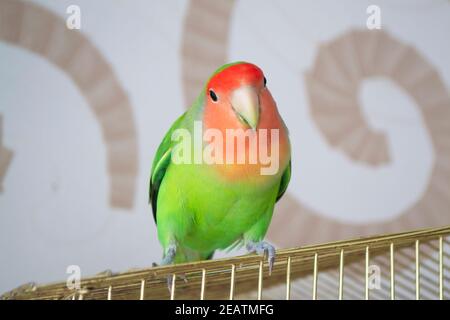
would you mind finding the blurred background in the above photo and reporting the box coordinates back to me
[0,0,449,295]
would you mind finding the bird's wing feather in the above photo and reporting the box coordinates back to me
[149,111,187,223]
[276,159,291,202]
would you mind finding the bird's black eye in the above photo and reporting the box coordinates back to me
[209,89,218,102]
[263,77,267,87]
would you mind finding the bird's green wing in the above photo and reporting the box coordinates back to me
[276,159,291,202]
[149,112,187,223]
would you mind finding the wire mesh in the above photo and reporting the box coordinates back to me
[2,225,449,300]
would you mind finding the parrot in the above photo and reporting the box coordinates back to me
[149,62,291,276]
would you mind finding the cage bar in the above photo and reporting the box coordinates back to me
[257,260,263,300]
[390,242,395,300]
[170,274,176,300]
[365,246,369,300]
[140,280,145,300]
[439,236,443,300]
[286,256,291,300]
[416,240,420,300]
[229,264,236,300]
[339,249,344,300]
[312,253,318,300]
[200,269,206,300]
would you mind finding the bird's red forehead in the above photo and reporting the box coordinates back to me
[207,63,264,92]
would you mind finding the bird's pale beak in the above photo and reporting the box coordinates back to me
[231,86,260,130]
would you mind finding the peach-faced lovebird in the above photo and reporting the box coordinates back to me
[149,62,291,274]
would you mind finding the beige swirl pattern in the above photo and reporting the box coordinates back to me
[0,0,138,208]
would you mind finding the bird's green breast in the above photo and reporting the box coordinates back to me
[156,160,280,253]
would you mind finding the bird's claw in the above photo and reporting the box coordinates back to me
[246,241,276,275]
[166,273,188,296]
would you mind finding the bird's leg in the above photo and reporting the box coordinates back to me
[246,240,276,275]
[156,244,188,293]
[159,244,177,291]
[161,244,177,265]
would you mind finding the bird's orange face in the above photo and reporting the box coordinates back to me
[204,62,266,132]
[202,62,290,181]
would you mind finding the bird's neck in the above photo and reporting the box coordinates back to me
[201,109,290,183]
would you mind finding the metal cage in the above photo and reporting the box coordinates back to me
[2,225,449,300]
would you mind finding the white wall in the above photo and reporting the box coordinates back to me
[1,0,449,294]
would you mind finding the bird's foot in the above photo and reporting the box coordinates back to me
[246,240,276,275]
[166,273,188,297]
[157,244,188,294]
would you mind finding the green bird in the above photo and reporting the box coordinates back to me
[149,62,291,273]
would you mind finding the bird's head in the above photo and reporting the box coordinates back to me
[200,62,289,179]
[203,62,274,131]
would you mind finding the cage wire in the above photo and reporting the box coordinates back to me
[2,225,449,300]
